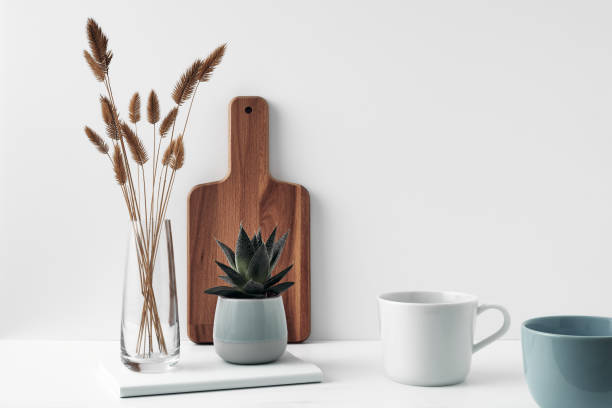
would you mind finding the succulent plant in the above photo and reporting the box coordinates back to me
[205,225,294,299]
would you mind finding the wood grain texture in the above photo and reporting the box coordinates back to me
[187,96,310,344]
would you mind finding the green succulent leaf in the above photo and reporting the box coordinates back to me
[247,244,270,282]
[243,280,265,296]
[251,228,263,250]
[265,226,277,257]
[235,226,254,276]
[218,275,233,285]
[215,261,246,287]
[270,231,289,272]
[204,286,251,298]
[268,281,294,296]
[264,264,293,288]
[215,239,236,270]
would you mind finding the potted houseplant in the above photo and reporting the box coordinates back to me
[205,226,294,364]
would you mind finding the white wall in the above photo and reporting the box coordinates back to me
[1,0,611,341]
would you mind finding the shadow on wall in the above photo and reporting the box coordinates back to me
[267,100,291,182]
[267,100,331,341]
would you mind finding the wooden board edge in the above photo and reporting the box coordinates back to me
[294,183,311,343]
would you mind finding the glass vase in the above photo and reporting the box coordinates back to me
[121,219,180,372]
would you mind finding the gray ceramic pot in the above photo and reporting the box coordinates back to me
[522,316,612,408]
[213,296,287,364]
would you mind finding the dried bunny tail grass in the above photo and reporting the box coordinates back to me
[162,140,176,166]
[147,90,160,124]
[129,93,141,123]
[170,135,185,170]
[105,50,114,67]
[100,95,113,124]
[159,107,178,137]
[121,122,148,165]
[198,43,226,82]
[84,126,109,154]
[100,95,120,140]
[172,60,202,106]
[83,50,105,82]
[86,18,112,71]
[112,145,127,185]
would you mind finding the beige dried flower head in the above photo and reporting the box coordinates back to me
[121,122,148,165]
[147,90,160,124]
[129,93,141,123]
[198,44,226,82]
[86,18,112,72]
[84,126,109,154]
[162,140,176,166]
[170,135,185,170]
[112,145,126,185]
[159,107,178,137]
[172,60,202,106]
[83,50,105,82]
[100,96,120,140]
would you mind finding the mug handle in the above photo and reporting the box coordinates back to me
[473,304,511,353]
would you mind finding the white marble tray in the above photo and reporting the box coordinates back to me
[98,343,323,398]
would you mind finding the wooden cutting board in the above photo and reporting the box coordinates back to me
[187,96,310,344]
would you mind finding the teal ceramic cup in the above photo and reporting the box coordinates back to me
[521,316,612,408]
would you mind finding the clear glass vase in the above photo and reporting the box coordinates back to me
[121,219,180,372]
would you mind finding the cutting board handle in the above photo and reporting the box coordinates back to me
[228,96,269,180]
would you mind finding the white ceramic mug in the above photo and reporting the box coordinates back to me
[378,291,510,386]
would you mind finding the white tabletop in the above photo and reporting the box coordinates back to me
[1,339,537,408]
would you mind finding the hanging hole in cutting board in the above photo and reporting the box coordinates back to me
[245,106,252,114]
